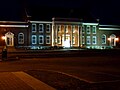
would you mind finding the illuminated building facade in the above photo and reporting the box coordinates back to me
[0,18,120,49]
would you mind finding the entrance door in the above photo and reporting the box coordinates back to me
[5,32,14,46]
[62,34,70,47]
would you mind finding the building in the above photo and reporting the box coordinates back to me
[0,17,120,50]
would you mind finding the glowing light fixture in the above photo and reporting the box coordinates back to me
[64,40,70,48]
[1,36,6,40]
[108,38,111,41]
[115,38,119,41]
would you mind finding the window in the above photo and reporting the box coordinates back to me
[82,36,85,44]
[18,33,24,44]
[87,36,91,44]
[46,24,50,33]
[102,34,106,44]
[92,26,96,34]
[57,25,61,32]
[82,26,85,34]
[73,25,75,33]
[92,36,97,44]
[86,26,90,34]
[65,25,68,33]
[32,35,37,44]
[46,35,50,44]
[39,35,44,44]
[58,36,61,44]
[39,24,44,33]
[32,24,36,32]
[73,36,75,44]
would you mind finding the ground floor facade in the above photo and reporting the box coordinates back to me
[0,18,120,50]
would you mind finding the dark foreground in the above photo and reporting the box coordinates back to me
[0,49,120,90]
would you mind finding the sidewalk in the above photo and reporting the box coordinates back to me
[0,71,56,90]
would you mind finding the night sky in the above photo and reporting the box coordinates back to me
[0,0,120,25]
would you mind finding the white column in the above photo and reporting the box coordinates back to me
[71,25,73,47]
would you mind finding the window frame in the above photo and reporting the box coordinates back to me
[46,35,50,44]
[92,36,97,44]
[46,24,50,33]
[18,33,24,44]
[87,36,91,44]
[102,34,106,44]
[32,35,37,44]
[39,24,44,33]
[39,35,44,44]
[32,24,36,32]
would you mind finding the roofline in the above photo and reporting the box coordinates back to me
[0,21,27,23]
[83,23,98,25]
[30,21,52,23]
[99,28,120,30]
[0,25,28,27]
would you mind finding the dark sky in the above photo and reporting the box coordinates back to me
[0,0,120,24]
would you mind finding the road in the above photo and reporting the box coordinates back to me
[0,55,120,83]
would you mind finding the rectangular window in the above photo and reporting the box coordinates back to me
[65,25,68,33]
[46,35,50,44]
[46,24,50,33]
[72,25,75,33]
[58,36,61,44]
[32,35,37,44]
[39,24,44,33]
[73,36,75,44]
[57,25,61,32]
[87,36,91,44]
[82,36,85,44]
[86,26,90,34]
[32,24,36,32]
[39,35,44,44]
[92,36,97,44]
[92,26,96,34]
[82,26,85,34]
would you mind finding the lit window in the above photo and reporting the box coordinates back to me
[65,25,68,33]
[82,36,85,44]
[46,35,50,44]
[73,36,75,44]
[39,35,44,44]
[86,26,90,34]
[57,25,61,32]
[32,35,37,44]
[46,24,50,33]
[92,26,96,34]
[73,25,75,33]
[18,33,24,44]
[102,34,106,44]
[32,24,36,32]
[39,24,44,33]
[92,36,97,44]
[87,36,91,44]
[58,36,61,44]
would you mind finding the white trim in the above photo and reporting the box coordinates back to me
[92,36,97,45]
[58,36,61,44]
[46,24,51,33]
[102,34,106,44]
[54,21,81,24]
[30,21,52,23]
[0,21,27,23]
[32,35,37,44]
[39,24,44,33]
[92,26,96,34]
[39,35,44,44]
[73,36,75,44]
[18,33,24,44]
[83,23,98,26]
[0,25,28,27]
[86,25,90,34]
[87,36,91,44]
[99,28,120,30]
[32,24,36,32]
[46,35,51,44]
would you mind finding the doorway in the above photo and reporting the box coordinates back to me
[5,32,14,46]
